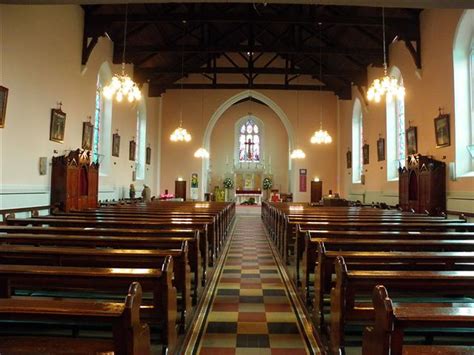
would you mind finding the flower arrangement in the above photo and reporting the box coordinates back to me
[263,177,273,190]
[223,177,234,189]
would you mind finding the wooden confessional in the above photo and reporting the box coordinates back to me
[399,154,446,215]
[51,149,99,212]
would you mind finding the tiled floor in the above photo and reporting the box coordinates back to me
[196,215,312,354]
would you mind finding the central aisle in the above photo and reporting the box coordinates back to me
[186,212,322,354]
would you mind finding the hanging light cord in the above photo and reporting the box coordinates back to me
[180,21,185,127]
[319,22,323,130]
[382,7,387,74]
[121,4,128,72]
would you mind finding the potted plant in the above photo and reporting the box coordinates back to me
[223,177,234,202]
[262,177,273,200]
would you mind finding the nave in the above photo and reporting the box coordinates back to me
[184,210,321,354]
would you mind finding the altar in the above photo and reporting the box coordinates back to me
[235,189,263,205]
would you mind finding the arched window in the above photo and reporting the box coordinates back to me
[454,10,474,177]
[95,62,113,176]
[386,67,406,180]
[92,75,102,164]
[135,100,147,180]
[352,98,363,183]
[238,117,261,162]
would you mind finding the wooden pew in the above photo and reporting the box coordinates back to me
[296,227,474,287]
[289,218,472,265]
[0,226,206,291]
[0,243,191,330]
[362,285,474,355]
[299,230,474,299]
[313,241,474,329]
[51,212,222,257]
[6,216,219,266]
[0,282,151,355]
[330,256,474,354]
[0,232,202,304]
[0,257,178,354]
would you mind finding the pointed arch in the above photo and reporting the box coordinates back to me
[200,90,295,199]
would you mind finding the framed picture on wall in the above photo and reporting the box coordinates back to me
[112,133,120,157]
[82,122,93,151]
[406,126,418,155]
[129,140,136,161]
[377,138,385,162]
[146,146,151,165]
[434,113,450,148]
[346,149,352,169]
[49,108,66,143]
[0,86,8,128]
[362,144,370,165]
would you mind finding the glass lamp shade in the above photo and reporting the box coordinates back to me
[103,71,142,103]
[310,129,333,144]
[170,126,192,142]
[290,148,306,159]
[367,74,405,103]
[194,147,210,158]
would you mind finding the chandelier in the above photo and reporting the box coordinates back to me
[170,125,192,142]
[311,125,333,144]
[311,22,332,145]
[367,8,405,103]
[194,90,209,158]
[170,21,191,143]
[103,4,142,103]
[291,84,305,160]
[194,147,210,158]
[290,148,306,159]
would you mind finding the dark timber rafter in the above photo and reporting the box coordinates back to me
[81,3,422,99]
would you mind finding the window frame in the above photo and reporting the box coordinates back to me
[234,115,264,166]
[352,98,363,184]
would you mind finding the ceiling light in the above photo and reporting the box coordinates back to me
[290,148,306,159]
[103,5,141,103]
[367,8,405,103]
[310,23,332,145]
[194,147,209,158]
[170,20,191,143]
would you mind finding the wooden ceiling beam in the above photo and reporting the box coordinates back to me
[115,44,382,59]
[85,13,418,29]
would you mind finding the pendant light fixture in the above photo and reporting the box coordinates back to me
[194,90,209,158]
[103,4,142,103]
[170,20,192,142]
[290,81,306,160]
[367,7,405,103]
[311,22,332,145]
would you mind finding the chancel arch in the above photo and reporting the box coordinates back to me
[201,90,295,200]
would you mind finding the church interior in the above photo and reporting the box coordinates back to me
[0,1,473,354]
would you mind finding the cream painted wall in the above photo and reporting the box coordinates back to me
[338,9,474,213]
[0,5,160,208]
[159,89,339,202]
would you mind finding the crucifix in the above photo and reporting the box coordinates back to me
[244,138,254,160]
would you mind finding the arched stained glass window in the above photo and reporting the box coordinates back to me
[352,98,363,183]
[92,75,102,164]
[239,119,261,162]
[386,67,406,180]
[454,10,474,177]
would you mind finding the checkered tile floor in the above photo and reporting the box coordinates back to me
[197,215,310,354]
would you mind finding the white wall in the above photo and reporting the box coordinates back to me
[0,5,160,209]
